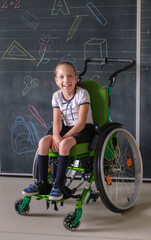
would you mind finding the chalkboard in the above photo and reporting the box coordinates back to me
[0,0,137,174]
[140,0,151,179]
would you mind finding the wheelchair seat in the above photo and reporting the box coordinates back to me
[48,80,109,159]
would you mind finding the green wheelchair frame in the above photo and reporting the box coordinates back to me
[15,58,143,231]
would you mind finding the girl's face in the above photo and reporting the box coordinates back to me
[55,64,77,99]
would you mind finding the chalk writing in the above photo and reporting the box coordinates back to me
[11,116,39,155]
[51,0,70,15]
[66,15,82,42]
[22,75,39,96]
[28,104,47,128]
[2,40,35,61]
[87,2,108,26]
[2,0,21,9]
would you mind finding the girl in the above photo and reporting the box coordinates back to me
[22,61,94,200]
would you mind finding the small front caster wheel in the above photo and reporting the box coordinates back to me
[15,198,30,216]
[63,212,81,231]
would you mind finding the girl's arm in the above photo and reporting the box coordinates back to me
[62,104,89,139]
[53,107,62,135]
[52,107,62,152]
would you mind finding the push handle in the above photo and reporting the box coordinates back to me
[78,57,135,87]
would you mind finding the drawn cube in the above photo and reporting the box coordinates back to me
[84,38,108,63]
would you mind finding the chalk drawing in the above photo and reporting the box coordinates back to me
[61,52,75,63]
[22,11,39,30]
[66,16,82,42]
[28,104,47,128]
[36,48,50,67]
[11,116,40,155]
[51,0,70,15]
[84,38,108,63]
[90,75,100,81]
[36,35,53,67]
[87,2,108,26]
[39,34,53,52]
[2,40,35,60]
[61,53,77,72]
[22,75,39,96]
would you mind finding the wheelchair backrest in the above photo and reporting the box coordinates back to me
[81,80,109,127]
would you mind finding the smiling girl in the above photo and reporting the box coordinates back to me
[22,61,95,200]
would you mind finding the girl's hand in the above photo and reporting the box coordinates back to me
[52,134,62,152]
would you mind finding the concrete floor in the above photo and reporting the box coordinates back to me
[0,177,151,240]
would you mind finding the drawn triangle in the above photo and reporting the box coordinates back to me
[8,46,27,56]
[2,40,35,60]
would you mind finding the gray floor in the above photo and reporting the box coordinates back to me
[0,177,151,240]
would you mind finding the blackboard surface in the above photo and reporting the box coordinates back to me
[140,0,151,178]
[0,0,136,174]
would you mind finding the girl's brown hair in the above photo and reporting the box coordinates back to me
[54,61,77,75]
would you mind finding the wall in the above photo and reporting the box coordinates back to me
[140,0,151,179]
[0,0,137,174]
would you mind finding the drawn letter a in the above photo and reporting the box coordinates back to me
[51,0,70,15]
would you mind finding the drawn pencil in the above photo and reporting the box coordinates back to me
[66,15,82,42]
[28,104,47,128]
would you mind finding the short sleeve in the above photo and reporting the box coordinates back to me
[78,88,90,106]
[52,92,59,108]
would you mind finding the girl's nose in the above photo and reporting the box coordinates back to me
[64,76,69,82]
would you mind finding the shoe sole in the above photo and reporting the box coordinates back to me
[22,191,40,196]
[49,194,63,201]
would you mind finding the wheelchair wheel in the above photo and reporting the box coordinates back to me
[32,149,39,181]
[94,126,143,213]
[15,198,30,216]
[63,212,81,231]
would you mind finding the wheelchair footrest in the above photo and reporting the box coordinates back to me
[51,201,59,211]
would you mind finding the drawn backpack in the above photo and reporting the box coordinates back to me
[11,116,40,154]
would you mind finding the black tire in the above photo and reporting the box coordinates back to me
[15,198,30,216]
[63,212,81,231]
[94,125,143,213]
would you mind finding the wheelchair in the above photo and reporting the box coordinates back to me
[15,58,143,231]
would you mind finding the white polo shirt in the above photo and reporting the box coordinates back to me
[52,86,93,126]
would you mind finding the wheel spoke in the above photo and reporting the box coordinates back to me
[94,127,143,212]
